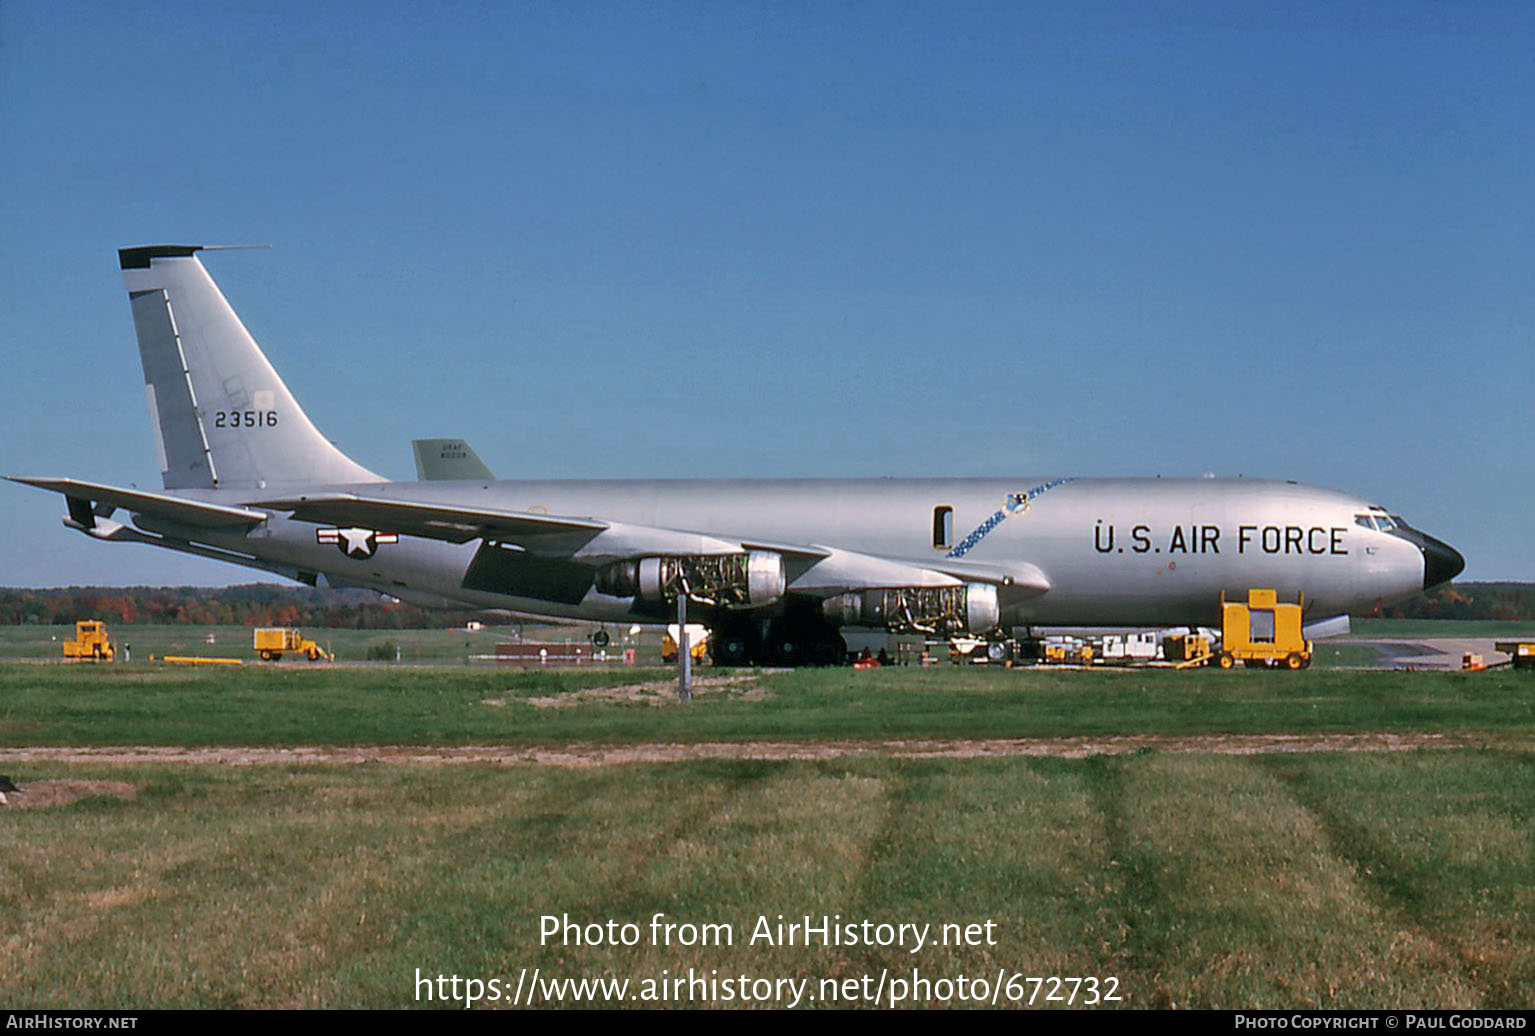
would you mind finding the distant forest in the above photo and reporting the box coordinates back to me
[1,582,1532,627]
[0,585,506,629]
[1379,582,1535,621]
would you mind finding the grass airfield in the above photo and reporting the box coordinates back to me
[0,629,1532,1009]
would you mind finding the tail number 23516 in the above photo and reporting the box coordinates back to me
[213,410,279,429]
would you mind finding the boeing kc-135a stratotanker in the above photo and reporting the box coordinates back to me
[9,246,1464,665]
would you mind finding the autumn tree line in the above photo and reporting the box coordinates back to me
[0,585,506,629]
[1382,582,1535,621]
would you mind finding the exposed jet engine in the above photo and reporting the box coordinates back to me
[821,583,1000,635]
[596,551,786,609]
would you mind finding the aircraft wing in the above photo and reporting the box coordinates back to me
[7,477,268,530]
[784,551,1049,598]
[259,493,1048,597]
[254,493,608,550]
[254,493,746,559]
[738,539,1048,595]
[782,547,963,594]
[932,558,1051,594]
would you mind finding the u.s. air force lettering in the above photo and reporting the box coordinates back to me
[1094,523,1348,556]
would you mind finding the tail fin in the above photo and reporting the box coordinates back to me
[412,438,495,481]
[120,245,381,491]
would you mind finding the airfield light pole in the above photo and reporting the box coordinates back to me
[677,589,692,703]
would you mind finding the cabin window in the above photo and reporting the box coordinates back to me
[933,506,953,550]
[1355,515,1379,531]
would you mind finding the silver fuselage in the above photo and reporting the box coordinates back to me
[142,475,1433,628]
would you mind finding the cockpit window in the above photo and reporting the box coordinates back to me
[1356,513,1408,532]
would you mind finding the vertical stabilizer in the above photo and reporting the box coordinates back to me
[120,246,381,491]
[412,438,495,481]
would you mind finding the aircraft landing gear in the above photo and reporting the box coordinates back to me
[764,603,846,667]
[710,619,759,666]
[711,609,845,668]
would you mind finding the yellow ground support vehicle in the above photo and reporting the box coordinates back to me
[1495,642,1535,670]
[661,624,710,664]
[253,628,333,662]
[1162,633,1214,668]
[63,620,116,662]
[1215,589,1311,670]
[1040,640,1094,665]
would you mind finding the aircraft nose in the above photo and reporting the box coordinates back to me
[1420,533,1465,590]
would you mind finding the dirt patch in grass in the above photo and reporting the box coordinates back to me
[0,780,137,810]
[0,731,1500,770]
[520,674,765,709]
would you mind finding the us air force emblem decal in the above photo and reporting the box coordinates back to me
[317,527,399,559]
[947,478,1078,559]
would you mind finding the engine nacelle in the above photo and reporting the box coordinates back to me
[821,582,1000,635]
[595,551,785,609]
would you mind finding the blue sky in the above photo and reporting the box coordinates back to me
[1,1,1531,584]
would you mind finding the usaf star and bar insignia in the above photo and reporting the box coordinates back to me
[316,527,399,559]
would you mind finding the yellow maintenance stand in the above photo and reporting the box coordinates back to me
[1215,590,1312,670]
[253,628,333,662]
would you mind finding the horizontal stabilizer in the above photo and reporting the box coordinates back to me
[1302,614,1351,640]
[7,476,268,529]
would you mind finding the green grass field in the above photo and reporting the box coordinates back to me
[1,661,1532,746]
[1,750,1529,1009]
[1352,618,1535,639]
[1,634,1532,1009]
